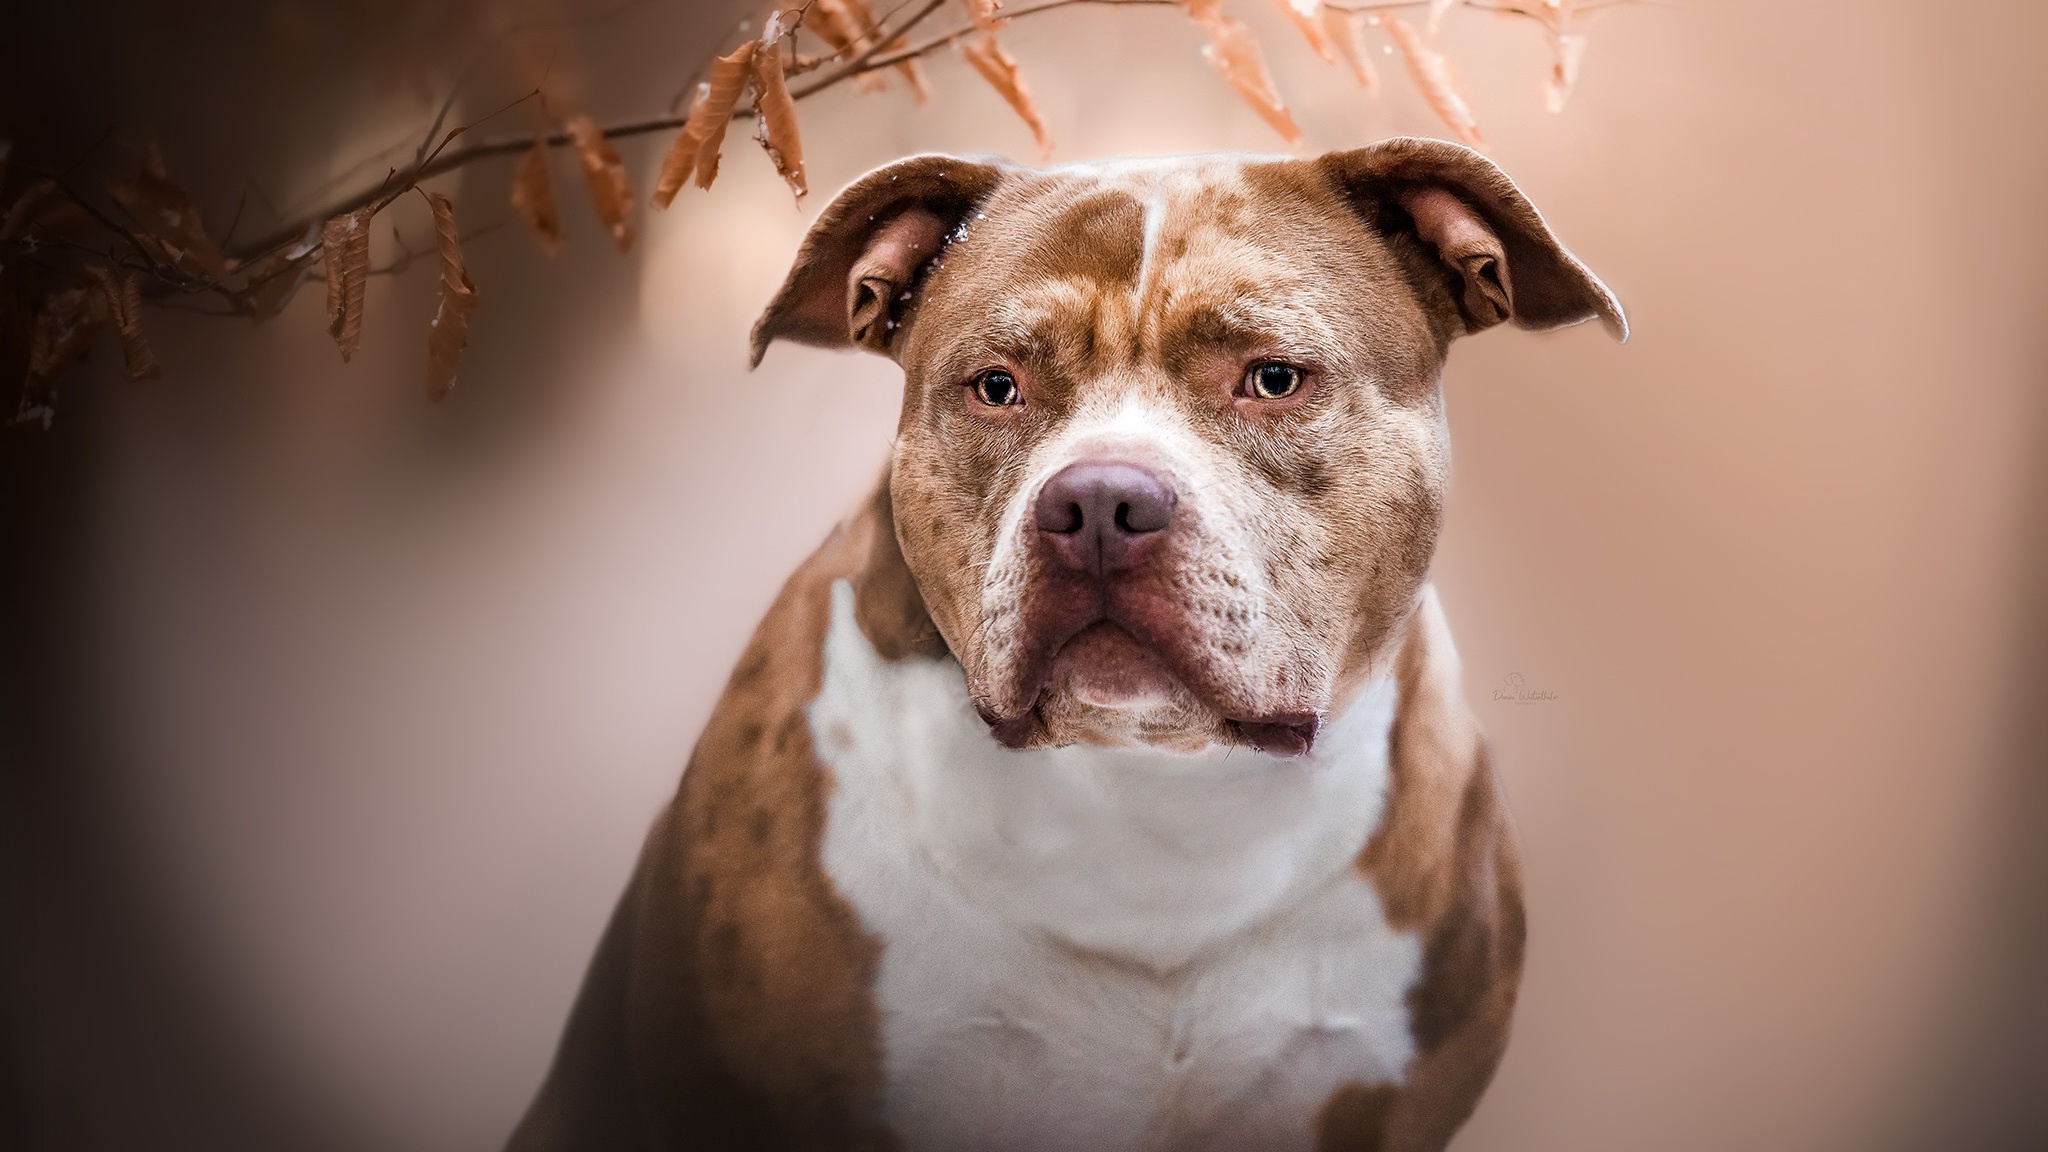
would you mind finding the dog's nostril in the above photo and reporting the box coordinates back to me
[1114,496,1172,534]
[1047,501,1084,534]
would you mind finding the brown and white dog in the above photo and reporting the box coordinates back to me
[507,137,1625,1152]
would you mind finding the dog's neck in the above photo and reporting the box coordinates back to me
[812,575,1402,973]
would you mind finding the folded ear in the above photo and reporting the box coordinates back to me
[750,154,1009,367]
[1318,137,1627,342]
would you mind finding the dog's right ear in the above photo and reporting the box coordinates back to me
[750,154,1007,367]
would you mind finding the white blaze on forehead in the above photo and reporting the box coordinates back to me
[1135,194,1168,308]
[1042,153,1273,187]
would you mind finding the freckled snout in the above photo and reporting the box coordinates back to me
[1034,461,1177,577]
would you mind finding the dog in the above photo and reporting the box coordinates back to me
[507,137,1626,1152]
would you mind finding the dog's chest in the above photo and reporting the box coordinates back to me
[809,582,1422,1151]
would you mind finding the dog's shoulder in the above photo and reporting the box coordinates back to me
[663,477,926,1144]
[1323,588,1527,1149]
[509,482,916,1152]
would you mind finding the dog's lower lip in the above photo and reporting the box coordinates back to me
[974,702,1040,749]
[1050,621,1181,707]
[1229,713,1321,758]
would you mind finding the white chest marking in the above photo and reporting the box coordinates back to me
[812,582,1421,1152]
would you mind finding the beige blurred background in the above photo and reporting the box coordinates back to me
[2,1,2044,1149]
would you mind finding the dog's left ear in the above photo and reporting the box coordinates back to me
[751,153,1008,366]
[1319,137,1627,342]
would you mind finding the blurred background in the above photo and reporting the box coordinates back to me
[2,0,2043,1149]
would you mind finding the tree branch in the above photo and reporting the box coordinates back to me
[4,0,1650,427]
[226,0,1195,260]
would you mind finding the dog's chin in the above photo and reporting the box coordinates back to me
[1027,623,1225,752]
[1048,622,1180,708]
[973,622,1326,757]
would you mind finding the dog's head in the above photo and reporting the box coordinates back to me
[754,139,1624,755]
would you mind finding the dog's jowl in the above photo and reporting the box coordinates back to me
[508,138,1625,1152]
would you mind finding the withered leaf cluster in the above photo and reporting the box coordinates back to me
[0,0,1631,428]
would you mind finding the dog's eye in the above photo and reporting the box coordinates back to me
[1245,362,1303,401]
[972,369,1021,407]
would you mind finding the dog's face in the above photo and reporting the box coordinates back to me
[756,140,1623,755]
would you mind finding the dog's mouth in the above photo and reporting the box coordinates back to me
[974,614,1321,758]
[1046,621,1182,709]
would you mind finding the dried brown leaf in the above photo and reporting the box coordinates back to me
[1383,13,1485,147]
[694,40,763,192]
[1324,7,1379,92]
[84,265,160,380]
[511,135,564,256]
[4,188,98,247]
[817,0,930,100]
[654,84,712,205]
[240,239,317,324]
[26,286,104,384]
[814,0,888,93]
[1200,17,1305,147]
[321,207,371,362]
[247,273,301,324]
[424,191,478,400]
[1272,0,1334,64]
[106,153,227,279]
[854,0,933,97]
[1427,0,1456,36]
[0,180,56,243]
[814,1,874,59]
[1545,31,1588,111]
[892,51,933,103]
[1179,0,1224,32]
[960,0,1007,32]
[653,41,756,203]
[813,0,868,53]
[566,114,635,251]
[961,35,1055,160]
[753,24,808,202]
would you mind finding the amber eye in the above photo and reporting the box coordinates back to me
[1245,362,1304,401]
[972,368,1021,407]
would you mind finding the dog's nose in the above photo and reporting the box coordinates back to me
[1034,461,1177,575]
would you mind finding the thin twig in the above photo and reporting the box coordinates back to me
[21,168,185,287]
[788,0,949,99]
[860,0,1175,74]
[220,188,250,250]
